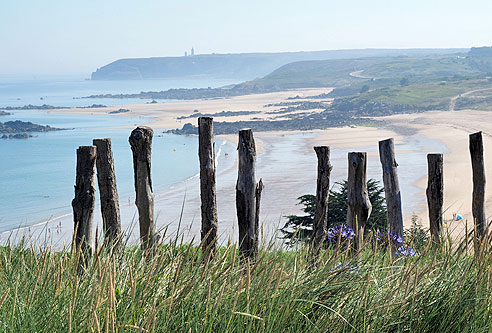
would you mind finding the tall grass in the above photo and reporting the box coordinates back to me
[0,230,491,332]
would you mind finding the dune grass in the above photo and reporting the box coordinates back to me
[0,230,491,332]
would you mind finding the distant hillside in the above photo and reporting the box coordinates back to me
[91,48,467,81]
[237,53,479,91]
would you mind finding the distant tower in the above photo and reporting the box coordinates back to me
[185,51,187,57]
[191,47,195,56]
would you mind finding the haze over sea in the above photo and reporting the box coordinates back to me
[0,76,238,231]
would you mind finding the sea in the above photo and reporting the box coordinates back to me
[0,75,239,232]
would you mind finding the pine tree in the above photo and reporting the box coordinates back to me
[280,179,387,243]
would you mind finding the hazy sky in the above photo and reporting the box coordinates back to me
[1,0,492,76]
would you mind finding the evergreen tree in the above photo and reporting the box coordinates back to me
[281,179,387,243]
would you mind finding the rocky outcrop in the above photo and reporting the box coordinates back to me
[0,120,60,134]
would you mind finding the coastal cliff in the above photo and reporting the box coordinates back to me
[91,49,466,81]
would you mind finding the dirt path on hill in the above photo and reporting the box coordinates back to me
[349,70,374,79]
[449,88,492,111]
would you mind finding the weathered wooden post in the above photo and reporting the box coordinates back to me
[72,145,97,257]
[93,138,122,249]
[255,178,264,249]
[379,138,404,236]
[469,132,486,238]
[129,126,157,251]
[347,152,372,250]
[426,153,443,243]
[236,128,258,258]
[198,117,218,259]
[312,146,332,253]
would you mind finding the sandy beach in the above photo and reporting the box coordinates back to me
[5,88,492,247]
[379,110,492,239]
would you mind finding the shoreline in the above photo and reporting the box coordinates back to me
[4,87,490,247]
[0,125,446,248]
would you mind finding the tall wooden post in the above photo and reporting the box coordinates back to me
[236,129,258,258]
[379,138,404,236]
[347,152,372,250]
[426,153,443,243]
[313,146,332,253]
[198,117,218,259]
[72,145,97,256]
[129,127,157,251]
[93,138,122,248]
[469,132,486,238]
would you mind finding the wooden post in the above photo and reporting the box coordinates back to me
[469,132,486,238]
[72,145,97,257]
[129,126,157,251]
[236,128,258,258]
[93,138,122,248]
[379,138,404,236]
[313,146,333,253]
[198,117,218,259]
[347,152,372,250]
[254,178,264,247]
[255,179,264,250]
[426,153,443,243]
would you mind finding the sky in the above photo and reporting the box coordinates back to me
[1,0,492,76]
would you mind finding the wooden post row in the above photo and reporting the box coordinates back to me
[93,138,122,248]
[347,152,372,250]
[198,117,219,259]
[72,145,97,256]
[379,138,404,237]
[426,154,443,243]
[469,131,486,238]
[313,146,332,253]
[129,126,157,251]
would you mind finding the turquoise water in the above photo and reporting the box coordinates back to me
[0,76,238,232]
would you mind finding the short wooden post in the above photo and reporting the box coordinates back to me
[129,126,157,251]
[236,128,258,258]
[72,145,97,257]
[347,152,372,250]
[379,138,404,236]
[93,138,122,248]
[426,153,443,243]
[313,146,333,253]
[198,117,218,259]
[255,178,264,249]
[469,132,486,238]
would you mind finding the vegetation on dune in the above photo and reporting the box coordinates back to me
[2,226,492,331]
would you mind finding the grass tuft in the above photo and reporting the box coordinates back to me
[0,230,492,331]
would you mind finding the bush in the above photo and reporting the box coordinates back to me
[404,214,430,251]
[281,179,387,243]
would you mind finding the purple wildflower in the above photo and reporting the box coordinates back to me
[375,230,403,247]
[396,246,416,257]
[326,224,355,244]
